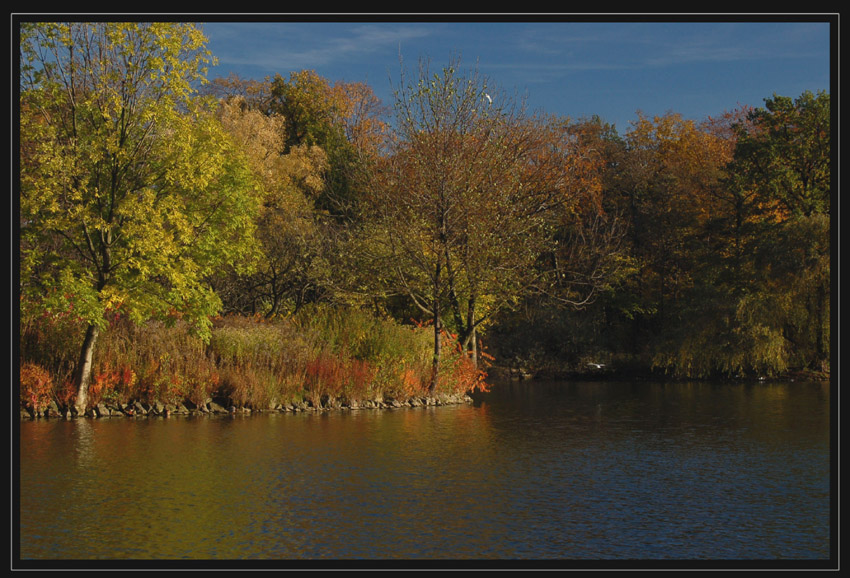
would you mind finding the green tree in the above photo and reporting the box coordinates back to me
[724,91,831,373]
[732,91,830,218]
[19,22,263,413]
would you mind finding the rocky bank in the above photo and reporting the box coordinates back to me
[20,392,474,420]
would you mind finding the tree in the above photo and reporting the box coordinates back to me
[723,91,831,373]
[732,91,830,218]
[369,58,616,390]
[613,92,830,377]
[205,71,387,315]
[534,116,627,310]
[19,22,263,413]
[203,72,270,110]
[485,116,631,375]
[211,94,328,317]
[608,111,737,363]
[268,70,387,222]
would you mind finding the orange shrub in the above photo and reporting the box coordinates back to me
[20,362,54,413]
[88,362,137,406]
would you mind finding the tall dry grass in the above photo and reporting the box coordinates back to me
[19,303,488,413]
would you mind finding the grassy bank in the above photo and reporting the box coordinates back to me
[19,305,489,417]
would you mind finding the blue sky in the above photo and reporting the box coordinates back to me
[200,18,832,132]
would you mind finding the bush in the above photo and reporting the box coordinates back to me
[20,362,53,414]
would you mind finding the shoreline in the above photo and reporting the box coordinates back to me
[20,392,474,420]
[486,364,831,384]
[21,367,829,421]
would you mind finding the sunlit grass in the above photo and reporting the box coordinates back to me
[19,304,486,415]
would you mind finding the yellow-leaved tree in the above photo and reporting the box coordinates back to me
[19,22,263,414]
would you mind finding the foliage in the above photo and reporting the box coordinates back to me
[367,57,625,390]
[20,295,87,385]
[731,90,830,217]
[490,94,830,380]
[19,305,485,413]
[92,314,221,406]
[210,94,328,317]
[19,22,263,411]
[268,70,386,221]
[204,72,387,318]
[20,362,54,414]
[641,95,830,377]
[18,24,829,398]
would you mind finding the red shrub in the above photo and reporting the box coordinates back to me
[20,362,54,413]
[87,362,137,406]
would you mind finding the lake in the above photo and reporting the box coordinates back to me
[17,379,832,567]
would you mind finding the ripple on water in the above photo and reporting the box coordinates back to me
[19,381,831,561]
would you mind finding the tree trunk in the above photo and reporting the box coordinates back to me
[430,300,441,394]
[74,323,100,415]
[466,297,477,368]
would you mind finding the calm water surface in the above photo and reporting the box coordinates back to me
[18,380,831,563]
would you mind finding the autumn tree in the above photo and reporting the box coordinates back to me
[267,70,386,222]
[660,93,831,377]
[203,72,270,110]
[609,92,830,378]
[603,111,735,365]
[486,116,630,374]
[534,116,627,309]
[211,94,329,317]
[203,71,387,315]
[19,22,263,413]
[368,58,618,389]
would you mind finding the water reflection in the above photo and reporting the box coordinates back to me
[19,380,830,561]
